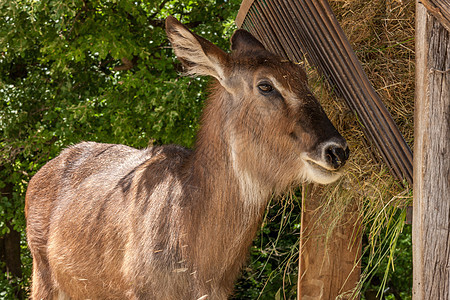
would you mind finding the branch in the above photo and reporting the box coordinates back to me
[114,57,138,71]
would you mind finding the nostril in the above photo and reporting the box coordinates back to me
[325,145,349,169]
[344,146,350,161]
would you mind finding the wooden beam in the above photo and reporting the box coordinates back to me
[420,0,450,33]
[413,1,450,298]
[298,184,361,299]
[235,0,253,28]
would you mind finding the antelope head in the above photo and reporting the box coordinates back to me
[166,16,349,193]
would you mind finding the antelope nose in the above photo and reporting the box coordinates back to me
[324,143,350,170]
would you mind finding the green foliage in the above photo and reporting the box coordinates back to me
[232,193,302,300]
[360,209,413,299]
[0,234,31,300]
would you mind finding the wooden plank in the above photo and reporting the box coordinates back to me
[413,1,450,299]
[298,184,361,299]
[236,0,254,28]
[420,0,450,32]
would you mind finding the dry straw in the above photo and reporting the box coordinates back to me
[309,0,414,296]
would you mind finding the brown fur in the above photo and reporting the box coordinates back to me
[25,17,349,299]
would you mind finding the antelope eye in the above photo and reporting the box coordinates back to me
[257,83,274,93]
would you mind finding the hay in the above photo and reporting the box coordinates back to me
[307,0,415,296]
[320,0,415,207]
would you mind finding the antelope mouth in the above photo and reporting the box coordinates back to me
[302,156,343,185]
[307,159,338,172]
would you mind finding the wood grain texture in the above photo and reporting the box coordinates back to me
[420,0,450,32]
[413,2,450,299]
[298,184,361,299]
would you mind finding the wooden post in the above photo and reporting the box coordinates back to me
[413,1,450,299]
[298,184,361,299]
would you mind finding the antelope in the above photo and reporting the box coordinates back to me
[25,16,349,299]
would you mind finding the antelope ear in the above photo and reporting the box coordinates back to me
[165,16,229,82]
[231,30,266,52]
